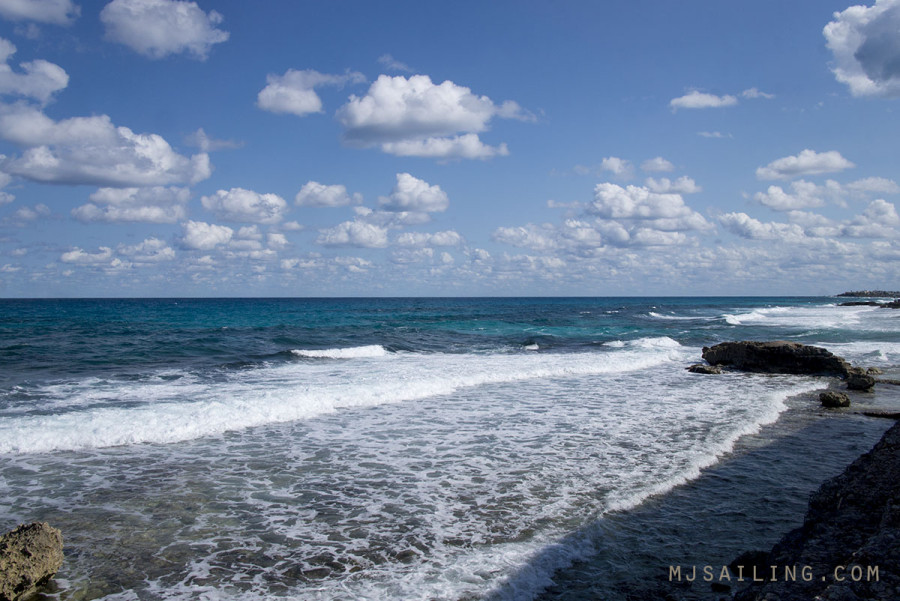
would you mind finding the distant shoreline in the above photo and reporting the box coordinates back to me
[837,290,900,298]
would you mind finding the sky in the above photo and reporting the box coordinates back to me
[0,0,898,297]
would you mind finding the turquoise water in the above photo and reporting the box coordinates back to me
[0,297,898,600]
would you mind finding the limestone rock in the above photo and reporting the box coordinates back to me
[0,522,63,601]
[846,367,876,391]
[820,391,851,408]
[701,341,850,376]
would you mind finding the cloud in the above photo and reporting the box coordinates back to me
[180,220,233,250]
[589,182,710,230]
[377,54,413,72]
[73,186,190,223]
[316,220,389,248]
[395,230,463,247]
[698,131,731,139]
[336,74,529,159]
[741,87,775,99]
[824,0,900,97]
[0,38,68,103]
[257,69,365,117]
[379,133,508,160]
[295,181,361,207]
[60,245,113,264]
[184,128,241,152]
[669,90,738,110]
[100,0,229,60]
[599,156,633,178]
[843,198,900,237]
[845,176,900,195]
[117,237,175,262]
[756,149,855,180]
[718,212,807,241]
[12,202,49,220]
[754,180,826,211]
[200,188,288,224]
[0,0,79,25]
[641,157,674,172]
[0,104,211,186]
[644,176,701,194]
[378,173,448,212]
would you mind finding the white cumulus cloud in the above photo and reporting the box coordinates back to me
[316,220,389,248]
[590,182,710,230]
[0,38,68,102]
[378,173,448,213]
[0,0,79,24]
[644,176,701,194]
[201,188,287,224]
[117,237,175,262]
[756,149,855,180]
[395,230,462,247]
[0,104,211,186]
[336,74,528,160]
[100,0,229,60]
[754,180,826,211]
[60,245,113,264]
[295,181,360,207]
[73,186,189,223]
[599,156,633,178]
[180,220,233,250]
[257,69,365,117]
[824,0,900,97]
[718,212,807,241]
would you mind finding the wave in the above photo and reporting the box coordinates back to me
[0,343,690,455]
[291,344,389,359]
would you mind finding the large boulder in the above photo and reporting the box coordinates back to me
[0,522,63,601]
[701,341,850,376]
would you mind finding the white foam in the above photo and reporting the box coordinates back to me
[0,344,690,455]
[291,344,389,359]
[524,343,539,351]
[723,304,900,333]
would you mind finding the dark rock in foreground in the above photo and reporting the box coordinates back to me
[0,522,63,601]
[734,420,900,600]
[820,391,850,408]
[701,341,850,376]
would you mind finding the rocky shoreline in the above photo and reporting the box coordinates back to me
[684,340,900,600]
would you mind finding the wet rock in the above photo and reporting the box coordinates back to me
[867,367,884,375]
[686,363,723,374]
[701,341,850,376]
[820,391,851,408]
[846,368,876,391]
[734,421,900,600]
[0,522,63,601]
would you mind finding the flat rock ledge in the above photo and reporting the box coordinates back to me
[733,420,900,601]
[0,522,63,601]
[701,341,850,376]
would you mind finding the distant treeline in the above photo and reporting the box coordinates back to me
[838,290,900,297]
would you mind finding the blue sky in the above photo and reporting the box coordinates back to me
[0,0,898,297]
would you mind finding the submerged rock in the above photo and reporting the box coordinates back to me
[686,363,723,374]
[0,522,63,601]
[701,341,850,376]
[734,420,900,600]
[820,391,851,408]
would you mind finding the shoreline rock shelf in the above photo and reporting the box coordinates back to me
[733,419,900,600]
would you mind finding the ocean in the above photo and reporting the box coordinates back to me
[1,297,899,600]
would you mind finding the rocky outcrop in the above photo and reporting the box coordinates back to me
[820,391,850,408]
[701,341,850,376]
[734,420,900,600]
[0,522,63,601]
